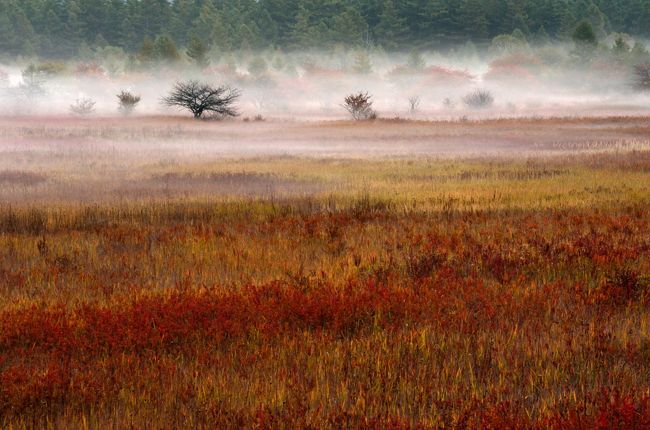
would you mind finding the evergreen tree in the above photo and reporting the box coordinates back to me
[331,7,368,47]
[289,5,314,49]
[186,36,210,68]
[406,48,425,70]
[190,1,231,51]
[534,25,551,45]
[457,0,489,40]
[586,3,609,39]
[0,0,649,59]
[138,36,156,66]
[374,0,408,50]
[352,50,373,74]
[64,0,85,50]
[154,34,181,63]
[419,0,451,46]
[572,20,597,47]
[572,20,598,59]
[170,0,198,47]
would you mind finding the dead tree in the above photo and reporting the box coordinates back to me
[343,92,375,120]
[162,81,240,119]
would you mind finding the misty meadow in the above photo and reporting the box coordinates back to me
[1,1,650,429]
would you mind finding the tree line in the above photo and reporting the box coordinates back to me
[1,0,650,59]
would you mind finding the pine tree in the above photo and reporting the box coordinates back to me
[289,5,313,49]
[457,0,489,40]
[170,0,197,47]
[573,20,597,47]
[190,1,231,50]
[374,0,408,50]
[352,50,373,74]
[557,8,577,40]
[534,25,551,45]
[572,20,598,59]
[186,36,209,68]
[586,3,609,39]
[420,0,451,43]
[331,7,368,47]
[119,14,138,52]
[138,36,156,66]
[154,34,181,63]
[40,7,65,56]
[64,0,85,49]
[406,48,425,70]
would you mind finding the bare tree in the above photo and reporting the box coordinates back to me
[634,63,650,91]
[162,81,240,119]
[343,92,375,120]
[70,98,96,116]
[408,96,420,114]
[117,91,141,115]
[463,89,494,109]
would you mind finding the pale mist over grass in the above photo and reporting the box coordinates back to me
[1,42,650,120]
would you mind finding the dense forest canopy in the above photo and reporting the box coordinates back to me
[1,0,649,59]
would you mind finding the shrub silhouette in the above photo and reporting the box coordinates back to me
[117,91,141,116]
[343,92,375,120]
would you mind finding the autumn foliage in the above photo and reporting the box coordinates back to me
[1,142,650,428]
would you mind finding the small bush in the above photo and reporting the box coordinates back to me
[463,89,494,109]
[70,98,96,116]
[443,98,455,109]
[408,96,420,114]
[343,92,375,120]
[117,91,141,116]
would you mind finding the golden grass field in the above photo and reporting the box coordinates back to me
[1,115,650,428]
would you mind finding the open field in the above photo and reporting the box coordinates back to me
[2,116,650,428]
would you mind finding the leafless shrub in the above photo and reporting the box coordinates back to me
[162,81,240,119]
[634,63,650,91]
[463,89,494,109]
[408,96,420,114]
[117,91,141,115]
[70,97,96,116]
[343,92,376,120]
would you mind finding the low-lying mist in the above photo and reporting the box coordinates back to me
[2,43,650,120]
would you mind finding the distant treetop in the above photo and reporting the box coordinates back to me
[1,0,649,58]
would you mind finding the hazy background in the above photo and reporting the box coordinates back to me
[1,42,650,120]
[1,0,650,120]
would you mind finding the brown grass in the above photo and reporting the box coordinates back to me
[1,115,650,428]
